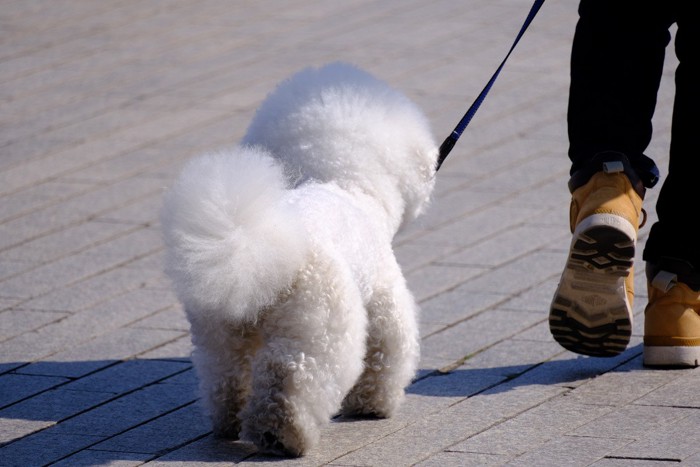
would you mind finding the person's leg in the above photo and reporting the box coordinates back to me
[642,3,700,367]
[568,1,672,180]
[643,5,700,272]
[550,0,673,357]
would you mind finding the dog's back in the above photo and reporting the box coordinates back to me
[243,62,438,230]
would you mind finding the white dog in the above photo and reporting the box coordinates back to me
[160,62,437,456]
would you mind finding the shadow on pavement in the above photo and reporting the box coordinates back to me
[408,343,644,398]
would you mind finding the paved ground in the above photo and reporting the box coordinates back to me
[1,1,697,466]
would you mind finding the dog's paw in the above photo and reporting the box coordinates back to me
[259,431,302,457]
[341,389,401,419]
[339,404,390,419]
[242,430,304,457]
[241,416,313,457]
[212,421,241,440]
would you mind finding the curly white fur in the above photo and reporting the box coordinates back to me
[161,62,437,457]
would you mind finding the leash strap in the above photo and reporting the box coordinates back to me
[435,0,545,171]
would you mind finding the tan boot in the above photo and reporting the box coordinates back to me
[643,269,700,367]
[550,161,644,357]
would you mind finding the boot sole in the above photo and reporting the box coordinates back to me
[643,346,700,368]
[549,214,636,357]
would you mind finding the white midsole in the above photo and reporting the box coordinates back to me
[572,213,637,243]
[644,345,700,367]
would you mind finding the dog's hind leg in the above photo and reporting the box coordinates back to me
[239,254,367,456]
[342,259,420,418]
[189,318,261,439]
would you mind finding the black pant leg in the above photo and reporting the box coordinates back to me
[644,3,700,270]
[568,0,674,176]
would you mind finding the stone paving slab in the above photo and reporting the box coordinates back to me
[1,1,697,466]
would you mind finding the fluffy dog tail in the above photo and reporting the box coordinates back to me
[160,146,308,324]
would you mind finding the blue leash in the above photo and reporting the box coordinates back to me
[435,0,545,171]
